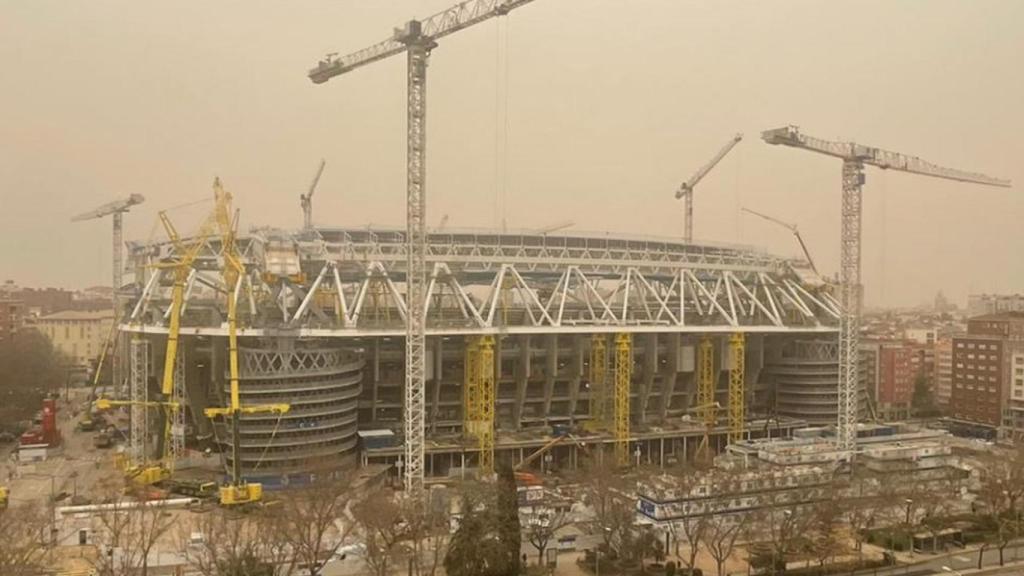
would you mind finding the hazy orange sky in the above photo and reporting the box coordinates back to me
[1,0,1021,308]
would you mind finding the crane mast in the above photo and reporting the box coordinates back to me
[675,134,742,243]
[72,193,145,399]
[762,125,1010,454]
[310,0,542,494]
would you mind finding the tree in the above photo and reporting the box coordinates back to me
[808,492,849,570]
[277,473,354,576]
[977,448,1024,566]
[404,493,451,576]
[0,329,70,430]
[0,502,48,576]
[445,484,507,576]
[703,511,750,576]
[92,498,175,576]
[659,465,708,572]
[522,507,572,567]
[576,456,635,558]
[179,509,285,576]
[351,488,409,576]
[495,464,522,576]
[911,373,934,414]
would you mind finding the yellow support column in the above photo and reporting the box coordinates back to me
[477,336,496,475]
[696,336,716,428]
[463,337,480,437]
[728,332,746,444]
[588,334,608,430]
[614,333,632,466]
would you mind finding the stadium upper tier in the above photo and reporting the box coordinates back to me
[124,227,839,337]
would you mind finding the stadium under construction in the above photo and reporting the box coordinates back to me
[119,224,842,486]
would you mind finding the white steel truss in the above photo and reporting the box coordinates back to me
[126,230,839,338]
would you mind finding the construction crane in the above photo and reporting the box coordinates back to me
[72,193,145,398]
[741,207,819,275]
[310,0,542,494]
[204,179,289,506]
[300,159,326,231]
[674,134,742,243]
[762,125,1011,454]
[96,206,217,486]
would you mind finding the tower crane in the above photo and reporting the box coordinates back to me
[72,193,145,397]
[762,125,1011,454]
[741,207,819,275]
[310,0,543,494]
[204,179,289,506]
[300,159,326,231]
[674,134,742,243]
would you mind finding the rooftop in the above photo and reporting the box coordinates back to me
[39,309,114,321]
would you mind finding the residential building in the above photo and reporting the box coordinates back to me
[934,338,953,408]
[861,340,916,420]
[949,312,1024,438]
[36,309,115,366]
[0,298,24,340]
[966,294,1024,318]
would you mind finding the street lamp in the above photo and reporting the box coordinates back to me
[905,498,914,558]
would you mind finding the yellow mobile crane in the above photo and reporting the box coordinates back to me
[203,179,289,506]
[97,207,217,486]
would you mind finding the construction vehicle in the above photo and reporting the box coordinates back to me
[93,431,113,449]
[0,486,8,509]
[762,125,1010,453]
[310,0,543,495]
[164,478,218,500]
[674,134,742,243]
[204,179,289,507]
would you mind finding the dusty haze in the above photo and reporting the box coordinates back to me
[1,0,1021,308]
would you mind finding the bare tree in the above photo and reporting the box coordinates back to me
[808,491,849,571]
[351,488,409,576]
[92,499,175,576]
[179,509,289,576]
[278,473,354,576]
[576,456,635,557]
[977,449,1024,566]
[659,464,708,572]
[0,502,48,576]
[703,512,750,576]
[403,495,451,576]
[522,506,572,567]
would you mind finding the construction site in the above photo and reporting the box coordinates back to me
[45,0,1008,504]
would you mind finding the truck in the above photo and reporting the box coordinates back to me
[93,431,113,449]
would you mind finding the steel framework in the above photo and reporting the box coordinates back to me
[614,333,632,466]
[762,125,1009,453]
[589,334,608,428]
[727,332,745,443]
[697,336,716,428]
[477,335,496,475]
[129,337,149,467]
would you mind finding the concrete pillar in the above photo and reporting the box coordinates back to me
[660,333,681,421]
[514,335,530,429]
[542,334,557,418]
[639,333,657,422]
[568,336,585,423]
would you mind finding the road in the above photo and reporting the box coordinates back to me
[854,541,1024,576]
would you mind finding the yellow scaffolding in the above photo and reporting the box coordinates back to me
[614,333,632,466]
[463,337,480,432]
[696,336,716,428]
[588,334,608,430]
[463,336,495,475]
[477,336,496,475]
[728,332,746,444]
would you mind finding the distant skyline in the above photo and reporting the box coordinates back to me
[1,1,1021,308]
